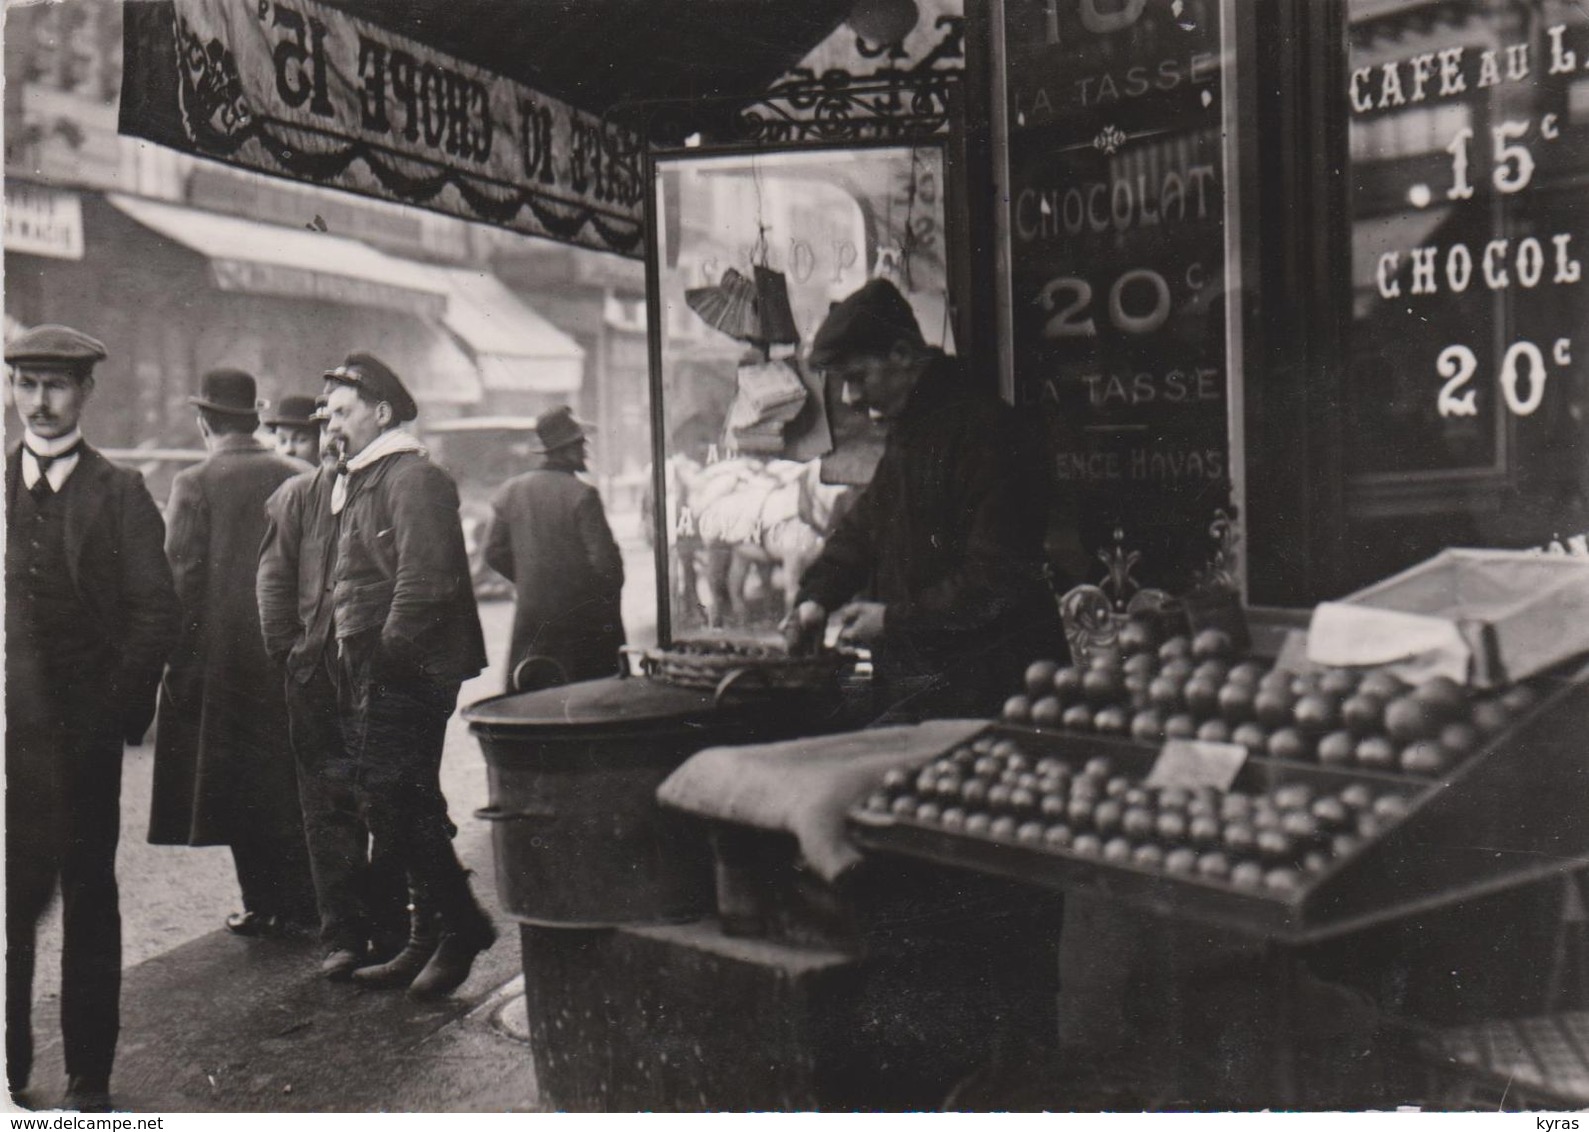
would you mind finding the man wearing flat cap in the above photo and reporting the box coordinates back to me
[785,279,1063,721]
[5,325,180,1111]
[149,370,317,940]
[302,352,493,996]
[484,406,626,691]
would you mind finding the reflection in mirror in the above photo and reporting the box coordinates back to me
[648,146,950,638]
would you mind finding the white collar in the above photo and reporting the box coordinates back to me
[23,427,83,458]
[20,427,85,491]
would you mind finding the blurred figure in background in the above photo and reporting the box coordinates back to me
[149,369,318,940]
[5,326,180,1112]
[485,406,626,691]
[264,393,325,466]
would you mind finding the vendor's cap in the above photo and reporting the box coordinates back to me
[189,368,261,416]
[322,352,418,423]
[529,405,593,453]
[5,324,108,369]
[809,278,924,369]
[263,393,322,429]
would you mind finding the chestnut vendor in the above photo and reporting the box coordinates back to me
[784,279,1063,721]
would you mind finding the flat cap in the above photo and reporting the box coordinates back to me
[809,279,924,369]
[322,352,418,423]
[5,324,108,368]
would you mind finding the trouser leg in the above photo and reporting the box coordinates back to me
[351,675,475,922]
[5,823,57,1093]
[6,700,69,1093]
[287,664,370,950]
[57,756,122,1086]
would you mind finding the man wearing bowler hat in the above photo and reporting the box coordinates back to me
[5,325,180,1111]
[149,370,318,939]
[484,405,626,691]
[309,352,493,995]
[784,278,1062,721]
[264,392,326,466]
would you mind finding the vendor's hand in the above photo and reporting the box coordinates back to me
[781,600,827,655]
[835,601,886,647]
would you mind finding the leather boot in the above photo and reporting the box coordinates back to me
[408,891,496,1000]
[352,904,441,989]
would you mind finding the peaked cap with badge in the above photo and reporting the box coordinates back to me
[322,352,418,423]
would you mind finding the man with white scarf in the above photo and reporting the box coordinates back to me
[314,353,494,996]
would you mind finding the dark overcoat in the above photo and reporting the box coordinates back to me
[330,449,487,685]
[148,434,309,846]
[484,467,626,690]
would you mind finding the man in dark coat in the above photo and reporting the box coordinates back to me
[149,369,317,936]
[786,279,1063,722]
[5,325,181,1112]
[258,396,405,976]
[311,353,494,996]
[484,406,625,691]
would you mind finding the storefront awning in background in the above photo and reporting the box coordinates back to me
[432,267,585,394]
[108,194,450,319]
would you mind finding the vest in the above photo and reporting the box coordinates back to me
[6,474,106,679]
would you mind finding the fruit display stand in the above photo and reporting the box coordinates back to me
[845,619,1589,1104]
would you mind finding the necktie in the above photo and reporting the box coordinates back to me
[27,440,82,502]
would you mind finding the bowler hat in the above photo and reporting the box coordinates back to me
[528,406,592,453]
[323,352,418,423]
[5,324,108,368]
[263,394,321,429]
[808,278,924,369]
[189,369,261,416]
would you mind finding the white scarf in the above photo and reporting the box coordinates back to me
[331,429,428,515]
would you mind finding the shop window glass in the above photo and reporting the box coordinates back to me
[1344,0,1589,560]
[648,146,950,639]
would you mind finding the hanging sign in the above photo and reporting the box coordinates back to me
[119,0,645,258]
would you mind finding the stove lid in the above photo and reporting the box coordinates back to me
[463,674,731,730]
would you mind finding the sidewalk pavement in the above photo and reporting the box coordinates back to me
[14,896,540,1114]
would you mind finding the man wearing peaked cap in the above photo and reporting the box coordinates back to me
[322,351,418,424]
[291,353,493,995]
[149,369,318,945]
[484,406,626,692]
[5,324,180,1112]
[258,389,408,980]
